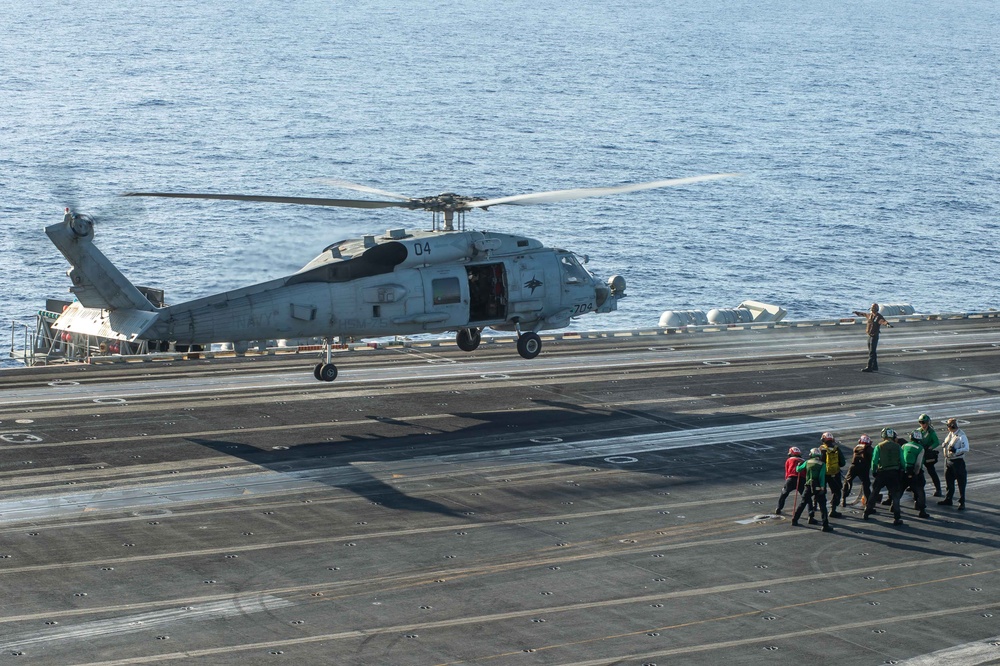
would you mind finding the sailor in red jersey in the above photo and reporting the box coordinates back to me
[774,446,809,516]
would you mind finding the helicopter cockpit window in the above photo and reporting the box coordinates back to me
[559,253,590,285]
[432,277,461,305]
[283,241,407,287]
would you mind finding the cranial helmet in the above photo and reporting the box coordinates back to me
[881,427,896,440]
[821,432,835,443]
[809,447,823,459]
[788,446,802,457]
[858,434,872,445]
[918,413,931,424]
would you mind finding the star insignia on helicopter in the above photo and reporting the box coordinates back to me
[524,276,543,294]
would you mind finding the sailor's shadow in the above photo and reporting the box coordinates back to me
[888,370,1000,396]
[188,437,467,519]
[830,517,1000,557]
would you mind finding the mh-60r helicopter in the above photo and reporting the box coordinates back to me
[46,174,734,381]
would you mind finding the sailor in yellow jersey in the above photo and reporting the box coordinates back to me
[820,432,846,517]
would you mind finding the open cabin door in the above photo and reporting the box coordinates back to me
[467,263,507,324]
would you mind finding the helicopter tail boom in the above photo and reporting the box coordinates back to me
[45,210,158,313]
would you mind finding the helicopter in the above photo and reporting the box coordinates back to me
[46,174,735,381]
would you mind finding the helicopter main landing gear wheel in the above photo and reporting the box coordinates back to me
[456,327,482,352]
[516,331,542,359]
[314,362,339,382]
[314,337,339,382]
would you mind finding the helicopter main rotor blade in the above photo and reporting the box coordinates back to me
[320,179,415,201]
[468,173,740,209]
[122,192,412,209]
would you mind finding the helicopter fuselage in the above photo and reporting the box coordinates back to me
[146,228,622,344]
[46,211,625,360]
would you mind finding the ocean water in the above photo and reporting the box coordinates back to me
[3,0,999,367]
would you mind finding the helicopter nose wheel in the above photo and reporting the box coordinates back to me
[516,331,542,359]
[314,362,339,382]
[456,327,482,352]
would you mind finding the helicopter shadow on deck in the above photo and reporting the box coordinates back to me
[187,436,470,519]
[181,400,740,519]
[206,398,783,509]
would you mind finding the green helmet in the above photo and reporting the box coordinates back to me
[881,427,896,440]
[918,413,931,424]
[809,447,823,459]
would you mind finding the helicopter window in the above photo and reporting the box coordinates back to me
[559,253,589,284]
[363,241,408,266]
[432,277,461,305]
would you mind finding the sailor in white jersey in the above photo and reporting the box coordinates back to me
[938,417,970,510]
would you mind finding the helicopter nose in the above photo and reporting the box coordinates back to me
[595,275,626,313]
[596,284,611,308]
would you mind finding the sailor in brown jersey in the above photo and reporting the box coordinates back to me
[853,303,892,372]
[842,434,873,507]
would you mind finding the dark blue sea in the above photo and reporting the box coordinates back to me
[3,0,999,367]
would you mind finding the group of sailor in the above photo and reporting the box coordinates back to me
[774,414,971,531]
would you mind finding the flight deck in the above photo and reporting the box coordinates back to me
[1,317,999,665]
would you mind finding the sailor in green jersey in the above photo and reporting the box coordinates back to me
[864,428,904,525]
[902,432,930,518]
[915,413,942,496]
[791,448,833,532]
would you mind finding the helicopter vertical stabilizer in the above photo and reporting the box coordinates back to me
[45,210,157,312]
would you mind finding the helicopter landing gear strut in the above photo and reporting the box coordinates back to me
[456,327,482,352]
[313,337,339,382]
[514,325,542,360]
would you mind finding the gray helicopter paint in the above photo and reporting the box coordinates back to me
[46,215,621,347]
